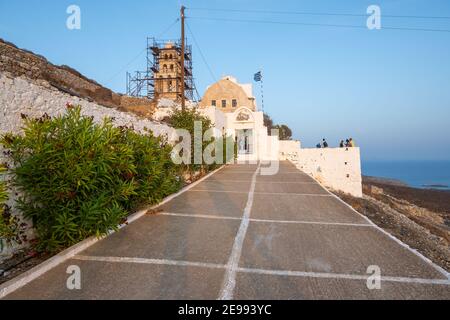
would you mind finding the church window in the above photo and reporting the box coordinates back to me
[211,100,216,106]
[222,100,227,108]
[232,99,237,108]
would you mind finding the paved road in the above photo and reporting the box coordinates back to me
[3,162,450,299]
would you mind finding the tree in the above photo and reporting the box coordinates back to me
[278,124,292,140]
[263,113,292,140]
[263,113,273,135]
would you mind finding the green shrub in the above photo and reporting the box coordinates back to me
[167,108,236,172]
[214,134,237,165]
[167,108,213,173]
[1,106,181,251]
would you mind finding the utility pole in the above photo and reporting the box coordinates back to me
[180,5,186,111]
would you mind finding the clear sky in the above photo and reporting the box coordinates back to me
[1,0,450,161]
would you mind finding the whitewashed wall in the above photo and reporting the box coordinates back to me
[0,72,175,260]
[289,147,363,197]
[279,140,302,160]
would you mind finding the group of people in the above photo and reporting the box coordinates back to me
[316,138,356,148]
[340,138,356,148]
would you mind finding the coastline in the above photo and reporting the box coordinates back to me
[364,175,450,191]
[362,160,450,191]
[363,175,450,215]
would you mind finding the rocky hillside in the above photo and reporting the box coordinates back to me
[0,38,155,117]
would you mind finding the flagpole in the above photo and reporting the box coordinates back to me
[254,70,264,113]
[260,71,264,113]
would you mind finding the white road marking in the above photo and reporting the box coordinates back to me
[290,161,450,281]
[220,170,306,174]
[158,212,242,221]
[157,212,373,227]
[188,189,332,196]
[188,189,249,194]
[201,180,316,184]
[237,267,450,285]
[248,218,372,227]
[218,164,260,300]
[72,255,450,286]
[0,165,227,299]
[255,192,331,196]
[74,255,225,270]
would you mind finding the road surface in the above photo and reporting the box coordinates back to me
[3,162,450,299]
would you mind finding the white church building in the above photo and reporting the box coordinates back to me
[198,75,299,162]
[154,75,362,197]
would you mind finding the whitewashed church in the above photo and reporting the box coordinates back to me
[197,75,298,161]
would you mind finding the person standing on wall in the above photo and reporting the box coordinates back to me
[349,138,355,147]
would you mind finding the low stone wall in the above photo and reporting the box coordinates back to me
[119,95,156,117]
[0,72,175,260]
[0,38,154,116]
[289,147,363,197]
[279,140,302,160]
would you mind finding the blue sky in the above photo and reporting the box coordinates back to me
[1,0,450,161]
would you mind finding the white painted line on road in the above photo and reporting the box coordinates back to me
[249,218,373,227]
[128,165,226,224]
[74,255,449,286]
[0,165,227,299]
[255,181,317,184]
[253,192,331,196]
[74,255,226,270]
[237,267,450,285]
[207,179,253,182]
[219,170,261,173]
[157,212,373,227]
[188,189,332,197]
[158,212,242,221]
[188,189,249,194]
[203,180,316,184]
[256,180,316,183]
[288,160,450,281]
[221,170,306,174]
[218,164,260,300]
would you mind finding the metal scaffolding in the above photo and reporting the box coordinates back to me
[126,37,195,102]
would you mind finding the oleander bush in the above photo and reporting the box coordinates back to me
[1,106,182,251]
[167,108,236,173]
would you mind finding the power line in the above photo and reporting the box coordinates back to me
[188,7,450,20]
[156,18,180,38]
[185,20,218,85]
[187,16,450,33]
[107,18,180,83]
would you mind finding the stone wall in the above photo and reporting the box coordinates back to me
[0,72,175,260]
[288,147,363,197]
[0,38,154,115]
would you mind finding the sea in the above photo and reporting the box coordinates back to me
[362,160,450,190]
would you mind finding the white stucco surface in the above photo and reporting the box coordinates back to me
[279,140,302,160]
[289,147,363,197]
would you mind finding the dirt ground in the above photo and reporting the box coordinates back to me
[0,250,53,285]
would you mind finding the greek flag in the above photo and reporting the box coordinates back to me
[254,71,262,82]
